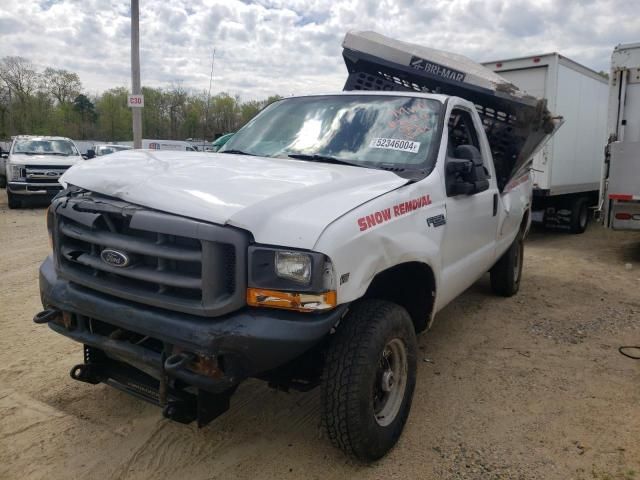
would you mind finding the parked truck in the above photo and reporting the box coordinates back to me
[4,135,85,209]
[482,53,608,233]
[34,31,558,460]
[598,43,640,231]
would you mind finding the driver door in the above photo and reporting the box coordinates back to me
[439,106,500,304]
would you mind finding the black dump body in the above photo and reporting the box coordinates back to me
[342,31,558,190]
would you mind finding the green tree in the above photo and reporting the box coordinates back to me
[95,87,130,141]
[73,94,97,139]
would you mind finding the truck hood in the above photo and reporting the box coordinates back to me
[10,154,83,166]
[61,150,408,249]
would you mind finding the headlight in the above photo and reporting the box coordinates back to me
[248,246,336,311]
[9,164,25,181]
[275,251,312,285]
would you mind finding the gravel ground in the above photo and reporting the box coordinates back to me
[0,193,639,480]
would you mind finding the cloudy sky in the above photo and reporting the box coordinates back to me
[1,0,639,100]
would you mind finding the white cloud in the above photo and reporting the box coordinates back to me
[1,0,638,100]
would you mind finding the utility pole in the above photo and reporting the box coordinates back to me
[131,0,142,148]
[203,48,215,148]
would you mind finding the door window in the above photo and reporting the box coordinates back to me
[445,109,492,196]
[447,109,481,156]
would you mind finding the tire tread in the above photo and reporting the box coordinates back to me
[322,300,415,460]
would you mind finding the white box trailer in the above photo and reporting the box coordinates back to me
[599,43,640,231]
[483,54,609,233]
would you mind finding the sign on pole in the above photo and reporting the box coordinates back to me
[128,94,144,108]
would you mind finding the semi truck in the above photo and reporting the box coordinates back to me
[34,31,559,460]
[482,53,609,233]
[599,43,640,231]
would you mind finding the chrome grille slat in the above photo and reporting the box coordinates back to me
[61,247,201,289]
[24,164,69,183]
[60,221,202,262]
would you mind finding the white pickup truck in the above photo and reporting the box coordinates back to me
[4,135,84,208]
[35,32,557,460]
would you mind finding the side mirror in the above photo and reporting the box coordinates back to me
[86,149,95,159]
[446,158,473,175]
[453,144,482,164]
[448,180,476,196]
[446,144,490,196]
[0,153,8,159]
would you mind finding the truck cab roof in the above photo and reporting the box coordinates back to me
[12,135,75,141]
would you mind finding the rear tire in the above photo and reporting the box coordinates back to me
[490,234,523,297]
[7,191,21,209]
[0,175,6,189]
[322,300,417,461]
[569,197,589,234]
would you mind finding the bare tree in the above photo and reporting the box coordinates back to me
[0,56,40,104]
[0,56,42,132]
[43,68,82,104]
[167,83,187,139]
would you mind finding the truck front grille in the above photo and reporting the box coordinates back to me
[25,164,69,184]
[53,193,248,317]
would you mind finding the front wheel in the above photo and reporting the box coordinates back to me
[322,300,417,461]
[7,190,21,209]
[490,234,524,297]
[0,175,6,189]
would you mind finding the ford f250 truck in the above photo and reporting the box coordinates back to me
[35,32,558,460]
[5,135,84,209]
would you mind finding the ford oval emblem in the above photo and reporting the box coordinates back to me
[101,249,131,268]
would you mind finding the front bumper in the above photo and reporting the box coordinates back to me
[8,181,63,195]
[39,256,347,390]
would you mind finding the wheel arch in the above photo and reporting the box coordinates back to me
[360,261,436,333]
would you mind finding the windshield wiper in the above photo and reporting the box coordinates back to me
[220,149,255,156]
[287,153,363,168]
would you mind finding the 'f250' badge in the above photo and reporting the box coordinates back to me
[426,214,446,228]
[101,249,131,267]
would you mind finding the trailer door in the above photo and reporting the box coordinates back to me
[621,75,640,142]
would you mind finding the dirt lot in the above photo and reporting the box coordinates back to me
[0,193,638,480]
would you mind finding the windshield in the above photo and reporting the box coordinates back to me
[13,139,78,156]
[220,95,442,173]
[97,146,130,155]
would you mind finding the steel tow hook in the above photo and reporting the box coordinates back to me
[33,309,61,324]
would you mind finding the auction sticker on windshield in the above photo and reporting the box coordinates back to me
[370,138,420,153]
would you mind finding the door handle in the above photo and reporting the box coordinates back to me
[493,193,498,216]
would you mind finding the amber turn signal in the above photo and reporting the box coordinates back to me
[247,288,337,312]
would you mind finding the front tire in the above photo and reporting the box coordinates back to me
[0,175,6,189]
[490,234,524,297]
[322,300,417,461]
[7,190,21,209]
